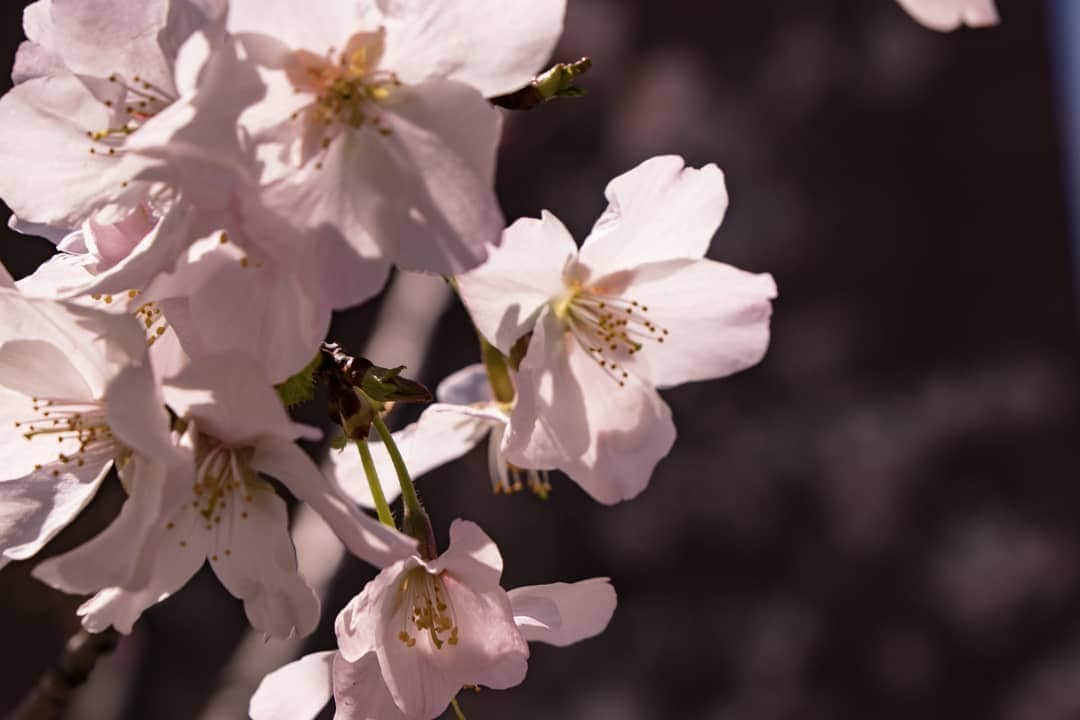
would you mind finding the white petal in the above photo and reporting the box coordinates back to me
[208,486,320,638]
[895,0,1000,31]
[64,204,197,301]
[615,258,777,388]
[0,292,147,397]
[0,339,94,401]
[332,652,408,720]
[22,0,175,93]
[0,74,152,228]
[162,354,298,446]
[227,0,359,54]
[0,460,111,567]
[507,309,676,504]
[376,572,526,716]
[435,364,492,405]
[457,211,576,354]
[71,528,209,634]
[250,651,336,720]
[258,79,503,277]
[150,236,331,384]
[432,519,504,591]
[334,558,411,663]
[578,156,728,275]
[104,363,179,464]
[509,578,616,646]
[380,0,567,96]
[252,438,417,569]
[31,453,173,593]
[0,261,13,288]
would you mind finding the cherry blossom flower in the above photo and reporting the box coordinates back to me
[216,0,566,288]
[34,353,416,637]
[895,0,999,31]
[16,213,329,384]
[0,0,226,232]
[249,520,616,719]
[456,156,777,503]
[0,289,175,571]
[329,364,550,508]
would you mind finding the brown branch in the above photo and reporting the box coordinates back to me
[9,628,120,720]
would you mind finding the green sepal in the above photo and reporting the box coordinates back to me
[275,352,322,408]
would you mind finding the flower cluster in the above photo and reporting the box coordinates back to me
[0,0,998,717]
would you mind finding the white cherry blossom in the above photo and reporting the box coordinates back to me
[215,0,566,289]
[0,0,225,232]
[895,0,999,31]
[34,353,415,637]
[249,520,616,720]
[457,156,777,504]
[0,289,175,571]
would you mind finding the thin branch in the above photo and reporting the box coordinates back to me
[10,628,120,720]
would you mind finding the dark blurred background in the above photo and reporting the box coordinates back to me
[3,0,1080,718]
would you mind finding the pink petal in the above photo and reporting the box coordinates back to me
[250,651,336,720]
[578,156,728,276]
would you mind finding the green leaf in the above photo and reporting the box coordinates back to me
[275,352,322,408]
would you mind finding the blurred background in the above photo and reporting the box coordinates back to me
[2,0,1080,718]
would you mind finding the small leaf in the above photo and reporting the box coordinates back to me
[275,352,323,408]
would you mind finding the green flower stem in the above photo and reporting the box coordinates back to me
[354,438,395,528]
[370,411,437,558]
[371,412,422,518]
[450,697,467,720]
[479,333,515,404]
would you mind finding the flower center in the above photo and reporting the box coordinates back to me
[285,28,401,168]
[554,283,669,386]
[13,397,115,475]
[191,441,259,527]
[86,73,178,156]
[397,568,460,650]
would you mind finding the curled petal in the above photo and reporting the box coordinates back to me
[509,578,617,646]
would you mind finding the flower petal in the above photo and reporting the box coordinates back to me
[379,0,567,97]
[432,519,504,591]
[21,0,175,92]
[0,460,111,567]
[0,339,94,401]
[227,0,359,55]
[161,353,297,446]
[457,211,576,354]
[507,309,677,504]
[435,363,492,405]
[258,79,503,277]
[31,453,172,593]
[249,651,336,720]
[895,0,1000,31]
[208,486,320,638]
[252,438,417,569]
[614,258,777,388]
[0,73,152,228]
[509,578,616,646]
[332,652,408,720]
[376,572,525,716]
[68,528,209,634]
[149,236,331,384]
[334,557,411,663]
[578,156,728,275]
[104,363,179,464]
